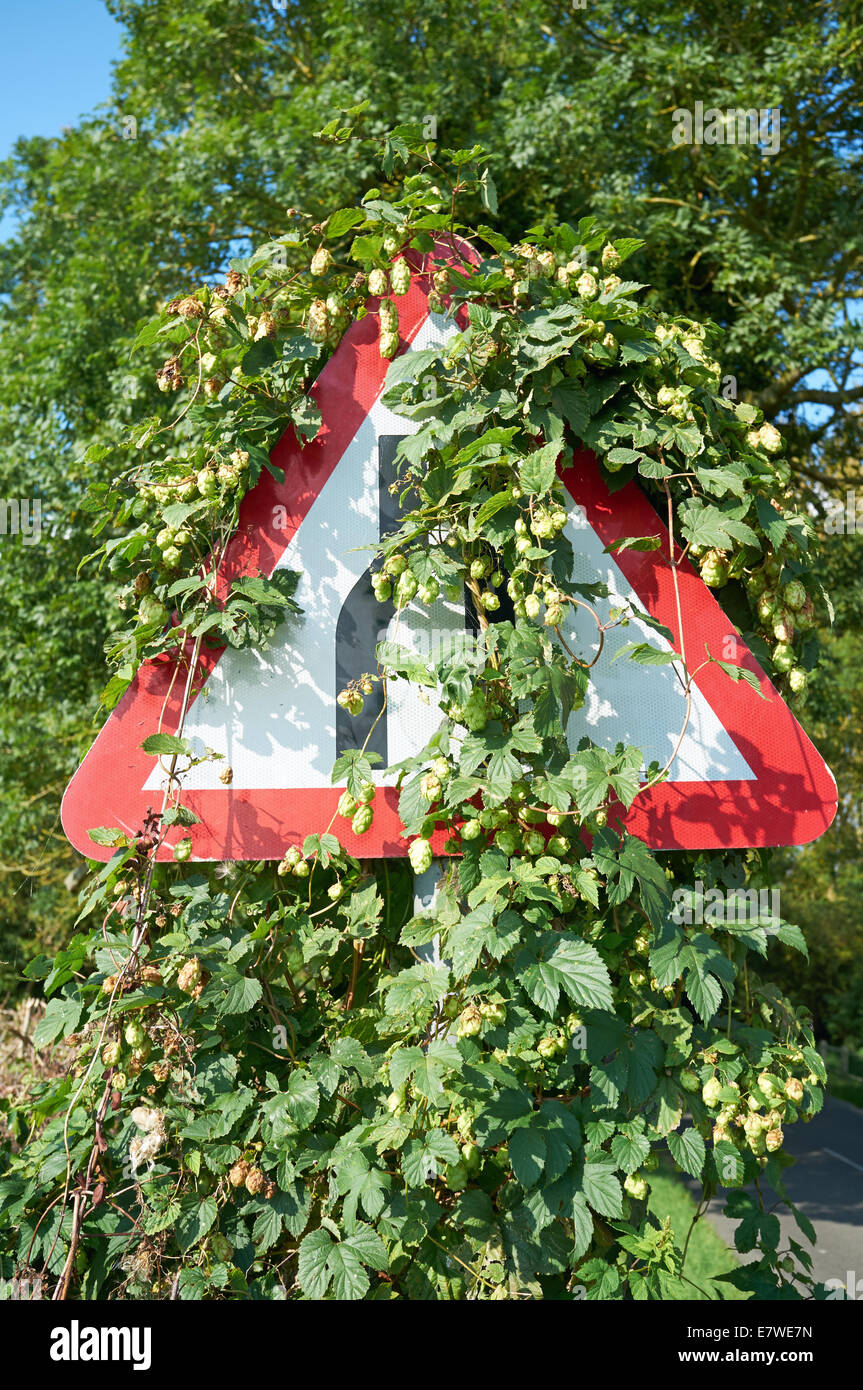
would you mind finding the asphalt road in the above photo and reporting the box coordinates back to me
[689,1095,863,1294]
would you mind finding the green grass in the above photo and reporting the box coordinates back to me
[647,1163,747,1301]
[827,1071,863,1109]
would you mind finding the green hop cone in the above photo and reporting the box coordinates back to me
[419,773,442,803]
[379,297,398,332]
[379,329,399,360]
[138,596,170,627]
[461,1142,481,1174]
[523,593,542,620]
[408,838,433,875]
[368,268,388,297]
[307,299,328,343]
[351,805,373,836]
[700,550,729,588]
[462,690,487,732]
[337,688,364,716]
[386,1089,406,1115]
[124,1021,146,1049]
[469,556,490,581]
[702,1076,723,1108]
[746,569,768,598]
[390,257,411,296]
[196,468,219,500]
[337,791,358,819]
[460,818,483,842]
[457,1005,482,1038]
[757,1071,785,1102]
[396,571,418,604]
[759,423,782,453]
[783,579,806,611]
[310,246,332,276]
[623,1173,649,1202]
[418,578,440,605]
[173,837,192,862]
[372,574,392,603]
[757,589,778,622]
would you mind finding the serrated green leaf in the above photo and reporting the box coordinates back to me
[667,1128,706,1178]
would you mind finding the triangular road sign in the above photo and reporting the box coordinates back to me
[62,249,837,860]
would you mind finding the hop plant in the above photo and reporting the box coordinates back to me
[27,149,829,1306]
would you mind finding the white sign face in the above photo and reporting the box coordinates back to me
[148,319,750,797]
[562,511,751,782]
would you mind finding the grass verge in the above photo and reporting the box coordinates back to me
[827,1072,863,1109]
[648,1162,747,1301]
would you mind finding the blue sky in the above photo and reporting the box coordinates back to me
[0,0,121,237]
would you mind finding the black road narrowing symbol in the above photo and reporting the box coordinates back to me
[334,434,515,762]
